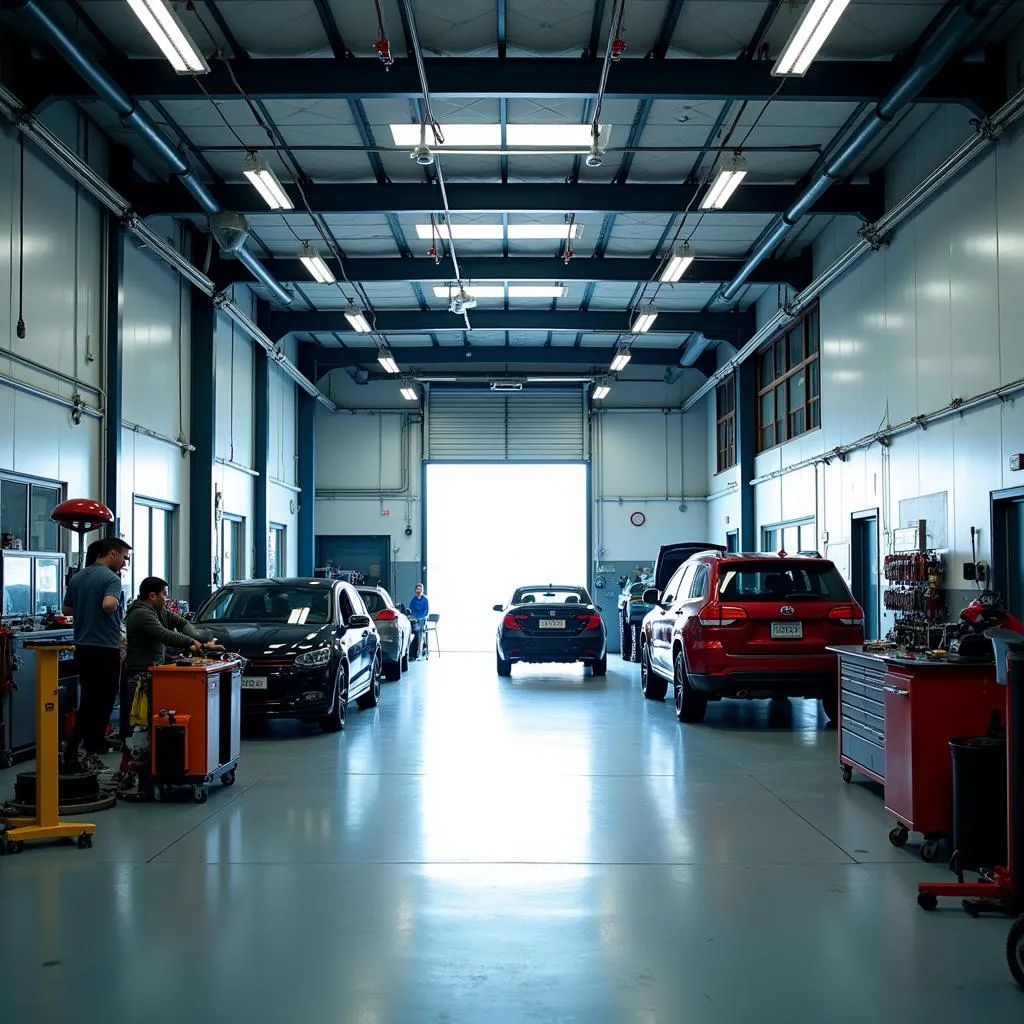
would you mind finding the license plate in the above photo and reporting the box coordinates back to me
[241,676,268,689]
[770,622,803,639]
[538,619,565,629]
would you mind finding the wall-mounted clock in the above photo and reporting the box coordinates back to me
[630,511,646,527]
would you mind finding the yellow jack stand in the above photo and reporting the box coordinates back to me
[1,642,96,853]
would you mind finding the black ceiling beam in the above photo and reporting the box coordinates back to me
[214,254,811,289]
[648,0,688,60]
[311,0,354,59]
[126,180,883,220]
[266,308,754,339]
[33,56,994,109]
[311,344,694,370]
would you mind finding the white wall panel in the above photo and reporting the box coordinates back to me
[214,310,255,467]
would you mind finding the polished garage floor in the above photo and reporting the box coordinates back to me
[2,656,1019,1021]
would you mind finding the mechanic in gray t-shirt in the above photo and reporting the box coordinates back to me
[61,536,132,774]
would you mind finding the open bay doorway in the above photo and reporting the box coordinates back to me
[425,463,589,651]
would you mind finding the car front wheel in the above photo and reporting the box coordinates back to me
[674,650,707,724]
[640,643,667,701]
[321,666,348,732]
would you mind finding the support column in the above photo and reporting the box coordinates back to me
[296,345,318,576]
[104,214,124,536]
[189,289,216,605]
[252,332,270,578]
[736,359,757,551]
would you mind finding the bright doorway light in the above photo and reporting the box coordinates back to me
[426,463,588,651]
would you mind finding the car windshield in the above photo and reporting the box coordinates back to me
[358,590,390,614]
[513,587,588,605]
[197,585,333,624]
[717,561,849,602]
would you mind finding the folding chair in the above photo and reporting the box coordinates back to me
[423,613,440,657]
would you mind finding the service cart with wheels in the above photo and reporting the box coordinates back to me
[148,656,242,803]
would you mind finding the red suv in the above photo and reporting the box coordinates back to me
[638,552,863,724]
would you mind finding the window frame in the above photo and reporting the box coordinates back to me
[761,517,816,555]
[268,523,286,578]
[0,472,64,553]
[130,497,175,597]
[756,304,820,453]
[689,564,709,599]
[715,377,736,473]
[220,514,246,584]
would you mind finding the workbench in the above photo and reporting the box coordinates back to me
[829,645,1004,859]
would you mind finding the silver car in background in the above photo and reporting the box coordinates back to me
[357,586,412,681]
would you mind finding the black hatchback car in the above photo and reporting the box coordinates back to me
[493,584,607,676]
[192,578,382,732]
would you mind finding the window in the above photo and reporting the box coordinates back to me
[717,560,849,602]
[196,583,332,624]
[131,500,174,597]
[762,518,817,555]
[689,565,709,599]
[756,304,820,452]
[715,377,736,472]
[0,475,62,552]
[268,524,286,578]
[665,565,693,604]
[221,515,245,584]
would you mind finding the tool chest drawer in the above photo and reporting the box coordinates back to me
[838,651,888,782]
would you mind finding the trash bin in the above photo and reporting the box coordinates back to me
[949,734,1007,875]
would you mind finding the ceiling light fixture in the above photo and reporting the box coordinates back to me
[700,154,749,210]
[449,286,477,315]
[243,151,293,210]
[415,224,580,241]
[390,124,609,148]
[345,302,373,334]
[430,285,566,299]
[410,123,434,166]
[659,243,695,283]
[400,384,419,401]
[773,0,852,77]
[378,348,400,374]
[631,305,658,334]
[609,348,631,372]
[298,243,334,284]
[585,126,604,169]
[592,381,611,401]
[126,0,210,74]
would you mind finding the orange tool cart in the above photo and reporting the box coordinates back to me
[0,641,95,854]
[148,656,243,803]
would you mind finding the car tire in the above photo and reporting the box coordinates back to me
[619,612,633,661]
[356,654,383,710]
[640,644,668,701]
[674,650,707,723]
[320,666,348,732]
[631,623,642,662]
[591,654,607,676]
[401,649,409,673]
[496,650,512,676]
[384,660,402,682]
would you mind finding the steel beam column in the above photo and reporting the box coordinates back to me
[103,213,123,536]
[296,346,318,576]
[252,309,271,578]
[736,359,757,551]
[189,287,217,605]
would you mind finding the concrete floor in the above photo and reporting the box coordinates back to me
[2,655,1019,1021]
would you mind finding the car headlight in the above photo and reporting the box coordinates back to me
[294,646,331,668]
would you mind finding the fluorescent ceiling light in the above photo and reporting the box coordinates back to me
[126,0,210,74]
[378,350,400,374]
[415,224,579,241]
[389,124,609,148]
[773,0,852,77]
[592,383,611,400]
[400,385,418,401]
[700,155,749,210]
[243,152,293,211]
[298,243,334,284]
[659,243,695,283]
[345,302,372,334]
[631,305,658,334]
[430,285,566,299]
[610,350,631,372]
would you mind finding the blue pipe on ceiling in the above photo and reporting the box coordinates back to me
[719,0,997,304]
[12,0,294,307]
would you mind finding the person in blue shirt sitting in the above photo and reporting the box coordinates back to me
[408,583,430,660]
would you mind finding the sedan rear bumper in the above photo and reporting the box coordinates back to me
[498,634,606,664]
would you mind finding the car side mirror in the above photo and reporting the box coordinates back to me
[492,604,503,612]
[348,614,371,629]
[642,588,660,605]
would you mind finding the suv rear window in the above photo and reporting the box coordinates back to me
[717,561,849,602]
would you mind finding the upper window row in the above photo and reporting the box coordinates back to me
[0,477,61,552]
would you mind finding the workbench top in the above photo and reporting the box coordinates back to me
[827,644,994,671]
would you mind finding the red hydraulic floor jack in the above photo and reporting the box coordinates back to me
[915,630,1023,989]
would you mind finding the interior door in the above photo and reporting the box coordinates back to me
[851,512,880,641]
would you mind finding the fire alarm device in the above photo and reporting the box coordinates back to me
[1010,454,1024,472]
[630,511,646,527]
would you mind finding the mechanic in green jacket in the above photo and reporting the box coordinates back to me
[122,575,222,740]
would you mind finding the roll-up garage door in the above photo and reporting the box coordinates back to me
[426,387,586,460]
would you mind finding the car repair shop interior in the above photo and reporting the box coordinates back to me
[2,0,1024,1018]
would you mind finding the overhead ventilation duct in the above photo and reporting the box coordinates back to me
[718,0,998,304]
[208,212,249,254]
[8,0,293,307]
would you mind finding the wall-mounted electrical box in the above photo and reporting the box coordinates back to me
[1010,453,1024,472]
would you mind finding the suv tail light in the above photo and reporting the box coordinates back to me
[575,613,603,630]
[828,604,864,626]
[502,613,529,631]
[698,603,748,626]
[374,609,398,621]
